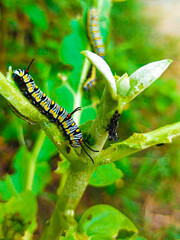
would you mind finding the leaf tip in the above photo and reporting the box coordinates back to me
[80,50,87,56]
[167,59,173,63]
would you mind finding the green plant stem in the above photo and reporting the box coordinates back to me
[41,163,95,240]
[25,130,46,191]
[40,74,121,240]
[6,175,20,200]
[89,87,119,149]
[95,121,180,165]
[73,46,91,125]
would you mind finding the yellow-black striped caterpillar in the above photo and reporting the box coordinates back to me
[83,7,105,91]
[12,60,98,163]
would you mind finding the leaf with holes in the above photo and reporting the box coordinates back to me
[78,205,138,239]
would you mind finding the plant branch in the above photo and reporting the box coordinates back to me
[25,130,46,191]
[41,164,95,240]
[95,121,180,165]
[0,69,81,163]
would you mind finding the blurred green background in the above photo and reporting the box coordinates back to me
[0,0,180,239]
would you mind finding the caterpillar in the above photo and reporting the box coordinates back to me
[107,111,120,141]
[87,7,105,58]
[83,65,96,91]
[12,59,98,163]
[83,7,105,91]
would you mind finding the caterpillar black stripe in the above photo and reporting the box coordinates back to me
[107,111,120,141]
[83,7,105,91]
[12,59,98,163]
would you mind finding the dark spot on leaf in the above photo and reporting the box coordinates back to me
[87,214,92,220]
[117,230,134,239]
[156,143,165,147]
[66,146,71,154]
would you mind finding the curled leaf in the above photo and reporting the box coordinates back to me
[115,73,130,98]
[81,50,117,97]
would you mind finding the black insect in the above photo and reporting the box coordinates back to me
[107,110,120,141]
[12,59,98,163]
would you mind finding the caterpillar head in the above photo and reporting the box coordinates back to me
[12,69,26,84]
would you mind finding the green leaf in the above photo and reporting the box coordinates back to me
[55,85,75,113]
[32,162,51,195]
[37,136,57,163]
[0,191,37,232]
[78,205,138,239]
[22,5,48,30]
[98,0,112,41]
[0,146,31,200]
[59,20,88,92]
[126,59,172,102]
[115,73,130,98]
[89,163,123,187]
[118,234,147,240]
[60,233,75,240]
[81,51,117,97]
[0,143,52,200]
[0,175,19,201]
[80,107,97,125]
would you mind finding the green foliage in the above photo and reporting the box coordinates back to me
[60,20,87,92]
[78,205,138,239]
[89,163,123,187]
[0,0,179,239]
[0,147,31,200]
[0,136,53,200]
[23,5,49,30]
[0,191,37,235]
